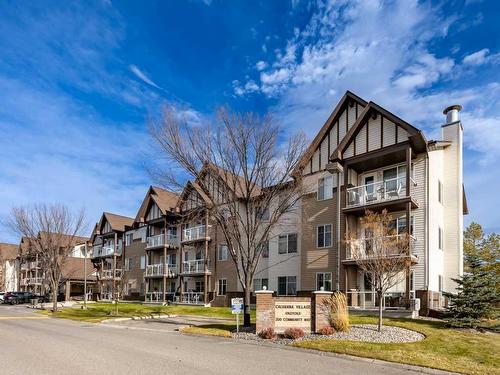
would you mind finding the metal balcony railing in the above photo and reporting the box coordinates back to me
[92,244,122,258]
[146,291,174,303]
[345,234,417,260]
[182,259,208,274]
[346,176,416,208]
[182,225,207,242]
[100,269,123,280]
[144,263,178,277]
[177,292,204,304]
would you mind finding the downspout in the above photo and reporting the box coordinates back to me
[336,171,341,291]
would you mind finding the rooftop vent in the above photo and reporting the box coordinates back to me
[443,105,462,124]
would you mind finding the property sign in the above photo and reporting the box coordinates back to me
[274,301,311,332]
[231,298,244,314]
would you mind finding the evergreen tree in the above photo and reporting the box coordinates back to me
[444,223,499,328]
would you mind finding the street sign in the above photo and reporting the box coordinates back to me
[231,298,244,333]
[231,298,244,314]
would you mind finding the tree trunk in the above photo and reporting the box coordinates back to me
[52,281,58,312]
[243,286,251,327]
[377,291,383,332]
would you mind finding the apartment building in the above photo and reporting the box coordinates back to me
[0,243,19,292]
[133,186,179,303]
[91,212,134,300]
[295,91,465,310]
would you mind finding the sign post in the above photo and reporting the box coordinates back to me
[231,297,244,333]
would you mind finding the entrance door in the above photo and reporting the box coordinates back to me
[363,174,376,203]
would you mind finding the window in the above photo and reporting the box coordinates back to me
[438,180,443,204]
[140,255,145,270]
[259,240,269,258]
[140,229,146,243]
[253,278,269,291]
[317,175,334,200]
[195,281,204,293]
[125,233,133,246]
[258,207,269,221]
[316,273,332,291]
[317,224,332,248]
[278,233,297,254]
[124,258,132,271]
[383,165,407,193]
[278,276,297,296]
[217,279,227,296]
[218,244,228,261]
[438,275,443,292]
[438,227,443,250]
[389,216,414,236]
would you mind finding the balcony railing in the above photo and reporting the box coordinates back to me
[21,277,44,286]
[182,259,208,274]
[144,263,178,277]
[345,234,417,261]
[176,292,204,304]
[100,269,123,280]
[146,233,180,249]
[92,244,122,258]
[146,291,174,303]
[346,176,416,208]
[346,290,416,310]
[182,225,207,242]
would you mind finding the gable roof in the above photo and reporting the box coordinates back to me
[135,186,179,223]
[100,212,134,233]
[0,243,19,260]
[330,101,427,162]
[179,180,213,208]
[294,91,368,174]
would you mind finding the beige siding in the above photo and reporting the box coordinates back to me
[355,124,367,155]
[303,160,311,175]
[320,136,329,170]
[344,143,354,158]
[398,128,409,142]
[368,117,381,152]
[347,104,357,129]
[338,110,347,141]
[311,149,320,173]
[329,122,338,147]
[382,118,396,147]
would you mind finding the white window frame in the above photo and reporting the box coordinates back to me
[278,233,298,254]
[317,224,333,248]
[217,279,227,296]
[253,278,269,291]
[140,255,145,270]
[317,175,334,201]
[124,258,131,271]
[277,276,297,296]
[218,244,229,261]
[125,233,133,246]
[316,272,332,291]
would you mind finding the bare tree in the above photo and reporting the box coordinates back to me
[347,209,411,331]
[150,107,307,326]
[8,204,85,311]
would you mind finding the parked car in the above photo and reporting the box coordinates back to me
[3,292,38,305]
[0,292,4,302]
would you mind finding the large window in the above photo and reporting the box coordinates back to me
[389,216,414,236]
[253,278,269,291]
[140,256,145,270]
[317,224,332,248]
[259,240,269,258]
[278,233,297,254]
[218,244,228,261]
[316,272,332,291]
[217,279,227,296]
[317,175,334,201]
[124,258,133,271]
[278,276,297,295]
[438,227,443,250]
[125,233,133,246]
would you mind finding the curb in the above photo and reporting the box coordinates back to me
[100,314,179,324]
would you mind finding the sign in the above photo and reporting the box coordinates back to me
[274,301,311,332]
[231,298,244,314]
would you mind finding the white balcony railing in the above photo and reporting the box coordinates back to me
[92,244,122,258]
[146,234,164,249]
[177,292,204,304]
[166,233,179,247]
[146,291,174,303]
[346,176,416,208]
[100,269,123,280]
[21,277,44,286]
[182,259,208,274]
[182,225,207,242]
[144,264,178,277]
[346,290,416,310]
[345,235,417,260]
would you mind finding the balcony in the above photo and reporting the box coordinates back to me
[100,269,123,280]
[182,259,209,275]
[344,235,418,264]
[144,263,178,278]
[182,225,209,243]
[20,277,43,286]
[176,292,205,304]
[92,244,122,258]
[345,177,418,214]
[146,234,179,249]
[146,291,174,303]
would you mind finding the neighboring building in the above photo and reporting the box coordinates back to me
[130,186,179,302]
[0,243,19,292]
[90,212,134,300]
[295,91,465,311]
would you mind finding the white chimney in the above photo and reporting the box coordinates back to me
[443,105,462,124]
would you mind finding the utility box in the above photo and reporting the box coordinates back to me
[410,298,421,318]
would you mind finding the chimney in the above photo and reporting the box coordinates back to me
[443,104,462,124]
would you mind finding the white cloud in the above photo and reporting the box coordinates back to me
[462,48,489,66]
[129,64,163,90]
[256,61,268,70]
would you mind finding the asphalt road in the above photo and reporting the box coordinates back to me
[0,304,452,375]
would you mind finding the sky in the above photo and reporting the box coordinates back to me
[0,0,499,241]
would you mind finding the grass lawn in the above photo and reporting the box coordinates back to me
[38,302,254,323]
[294,315,500,375]
[181,324,234,338]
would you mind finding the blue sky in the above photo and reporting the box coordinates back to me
[0,0,499,241]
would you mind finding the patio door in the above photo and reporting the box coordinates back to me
[363,174,376,202]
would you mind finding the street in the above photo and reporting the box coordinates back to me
[0,305,452,375]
